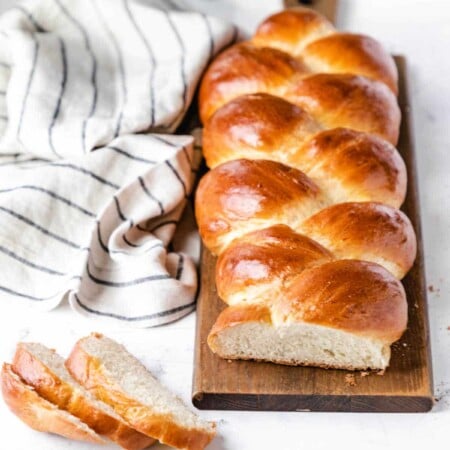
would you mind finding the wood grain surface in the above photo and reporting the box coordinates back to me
[284,0,338,22]
[191,56,434,413]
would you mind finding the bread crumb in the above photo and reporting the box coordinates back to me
[402,342,408,347]
[376,369,386,376]
[428,285,440,295]
[345,374,356,386]
[360,371,370,377]
[414,302,419,309]
[227,359,233,363]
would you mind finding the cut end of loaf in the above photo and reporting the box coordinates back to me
[67,333,216,450]
[209,318,391,371]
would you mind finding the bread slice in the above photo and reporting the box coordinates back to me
[1,363,105,445]
[208,303,393,370]
[66,333,216,450]
[12,343,154,450]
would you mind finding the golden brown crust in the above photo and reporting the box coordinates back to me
[297,128,406,207]
[216,225,333,304]
[253,7,335,55]
[300,202,417,279]
[286,73,400,144]
[66,342,215,450]
[198,7,410,369]
[210,260,407,349]
[1,363,105,445]
[274,260,407,342]
[302,33,398,94]
[252,9,397,93]
[195,159,324,254]
[203,93,321,168]
[12,344,153,450]
[203,94,405,207]
[199,42,306,122]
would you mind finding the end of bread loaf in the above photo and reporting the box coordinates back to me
[1,363,105,445]
[12,343,154,450]
[209,260,407,370]
[208,305,392,370]
[66,334,216,450]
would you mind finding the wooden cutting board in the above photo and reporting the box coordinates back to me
[191,56,434,413]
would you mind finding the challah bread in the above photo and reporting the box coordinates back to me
[202,93,407,208]
[12,343,154,450]
[66,333,216,450]
[208,260,407,370]
[195,7,415,370]
[1,363,105,445]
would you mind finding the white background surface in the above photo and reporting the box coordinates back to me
[0,1,449,449]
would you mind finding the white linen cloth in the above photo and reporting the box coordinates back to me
[0,0,235,326]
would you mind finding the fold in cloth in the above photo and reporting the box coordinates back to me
[0,0,235,326]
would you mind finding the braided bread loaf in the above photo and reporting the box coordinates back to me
[195,8,416,370]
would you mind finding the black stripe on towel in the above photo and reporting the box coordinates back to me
[201,14,215,62]
[17,36,39,139]
[55,0,98,153]
[48,38,68,157]
[175,253,184,280]
[86,261,170,287]
[165,160,188,198]
[138,176,164,214]
[0,244,66,276]
[0,285,60,301]
[0,158,47,167]
[149,134,177,148]
[136,219,178,233]
[113,195,140,248]
[113,195,128,221]
[92,0,127,137]
[124,0,156,126]
[74,293,195,321]
[13,5,45,32]
[46,163,120,189]
[165,12,187,124]
[0,185,95,217]
[122,234,142,248]
[0,206,82,249]
[105,145,157,164]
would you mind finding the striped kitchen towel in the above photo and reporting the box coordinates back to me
[0,0,235,326]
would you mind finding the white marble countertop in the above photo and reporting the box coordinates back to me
[0,1,449,449]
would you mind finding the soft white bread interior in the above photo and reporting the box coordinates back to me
[1,363,105,445]
[12,342,154,450]
[66,333,216,450]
